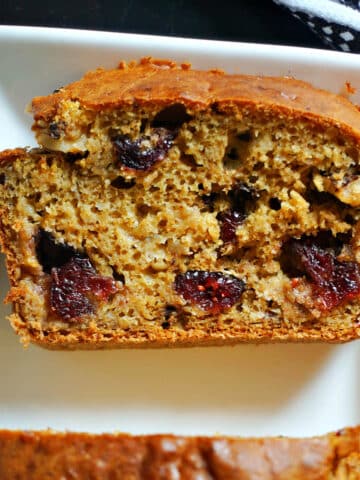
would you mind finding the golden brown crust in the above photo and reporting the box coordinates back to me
[10,312,359,350]
[31,58,360,142]
[0,148,27,166]
[0,428,359,479]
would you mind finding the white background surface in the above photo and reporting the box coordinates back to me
[0,26,359,436]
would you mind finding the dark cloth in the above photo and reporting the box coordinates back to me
[274,0,360,52]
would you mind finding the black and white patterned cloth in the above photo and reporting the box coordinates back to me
[274,0,360,52]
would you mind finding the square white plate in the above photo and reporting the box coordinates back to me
[0,26,359,437]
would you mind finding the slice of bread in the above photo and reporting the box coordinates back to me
[0,427,359,479]
[1,59,360,348]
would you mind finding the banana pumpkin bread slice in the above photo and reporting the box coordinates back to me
[0,427,359,479]
[1,59,360,348]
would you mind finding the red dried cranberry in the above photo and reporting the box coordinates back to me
[113,128,175,171]
[51,256,118,321]
[216,209,245,243]
[229,182,259,212]
[216,183,257,244]
[175,270,245,314]
[282,234,360,311]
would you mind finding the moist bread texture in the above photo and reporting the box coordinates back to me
[1,58,360,348]
[0,428,359,479]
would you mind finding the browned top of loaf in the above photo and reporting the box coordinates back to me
[0,148,28,166]
[31,57,360,140]
[0,428,359,479]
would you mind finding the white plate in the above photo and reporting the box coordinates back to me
[0,26,359,437]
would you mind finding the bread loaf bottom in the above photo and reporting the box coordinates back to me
[0,428,359,479]
[1,59,360,348]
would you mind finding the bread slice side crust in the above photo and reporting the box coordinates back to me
[0,427,359,479]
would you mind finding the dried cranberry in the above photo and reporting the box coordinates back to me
[51,256,118,321]
[229,182,259,213]
[282,234,360,311]
[216,183,257,244]
[0,173,5,185]
[35,229,77,274]
[175,270,245,314]
[113,128,175,171]
[216,210,245,243]
[48,122,64,139]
